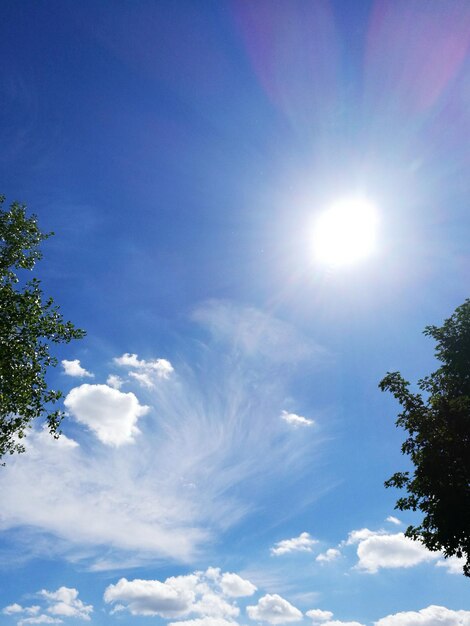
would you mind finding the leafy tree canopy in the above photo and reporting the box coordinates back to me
[380,300,470,576]
[0,196,85,461]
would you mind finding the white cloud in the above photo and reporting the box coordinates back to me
[316,549,341,563]
[192,301,325,364]
[374,605,470,626]
[0,305,325,567]
[41,587,92,620]
[61,359,94,378]
[435,555,466,575]
[322,621,365,626]
[107,374,124,389]
[220,573,257,598]
[385,516,401,526]
[64,384,149,446]
[104,577,195,618]
[246,594,302,624]
[192,593,239,619]
[354,531,436,573]
[306,609,334,622]
[3,605,40,616]
[169,619,238,626]
[344,528,383,546]
[4,589,92,626]
[280,411,314,427]
[104,569,250,620]
[271,532,318,556]
[18,617,62,626]
[114,352,174,387]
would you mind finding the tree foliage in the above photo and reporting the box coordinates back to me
[0,196,85,461]
[380,300,470,576]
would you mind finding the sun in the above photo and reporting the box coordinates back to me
[312,197,378,267]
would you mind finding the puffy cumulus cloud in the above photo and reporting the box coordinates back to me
[64,384,149,446]
[374,605,470,626]
[306,609,364,626]
[306,609,334,622]
[104,577,195,618]
[435,555,466,575]
[385,516,402,526]
[104,569,252,620]
[3,587,92,626]
[316,548,341,563]
[3,605,40,616]
[271,532,318,556]
[106,374,124,389]
[61,359,94,378]
[220,573,257,598]
[246,594,302,624]
[355,532,436,573]
[114,352,174,388]
[344,528,383,546]
[280,411,314,427]
[40,587,92,620]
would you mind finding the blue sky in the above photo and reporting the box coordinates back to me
[1,1,469,625]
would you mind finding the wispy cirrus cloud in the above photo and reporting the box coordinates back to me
[0,302,328,569]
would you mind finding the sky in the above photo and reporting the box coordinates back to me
[0,1,469,625]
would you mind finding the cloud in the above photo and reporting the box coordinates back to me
[352,530,436,573]
[192,301,326,364]
[0,303,325,567]
[40,587,92,620]
[435,555,466,575]
[220,573,257,598]
[385,516,401,525]
[322,622,365,626]
[61,359,94,378]
[306,609,334,622]
[374,605,470,626]
[3,605,40,616]
[104,569,250,620]
[316,548,341,563]
[344,528,382,546]
[106,374,124,389]
[114,352,174,388]
[18,617,62,626]
[340,526,464,576]
[64,384,149,446]
[168,619,238,626]
[104,577,196,618]
[271,532,318,556]
[246,594,302,624]
[3,588,92,626]
[280,411,314,427]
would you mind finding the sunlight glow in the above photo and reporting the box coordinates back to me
[312,197,378,267]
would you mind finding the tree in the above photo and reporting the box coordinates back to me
[380,300,470,576]
[0,196,85,462]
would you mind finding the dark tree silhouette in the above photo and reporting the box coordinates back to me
[380,300,470,576]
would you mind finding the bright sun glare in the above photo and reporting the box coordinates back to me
[312,197,378,267]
